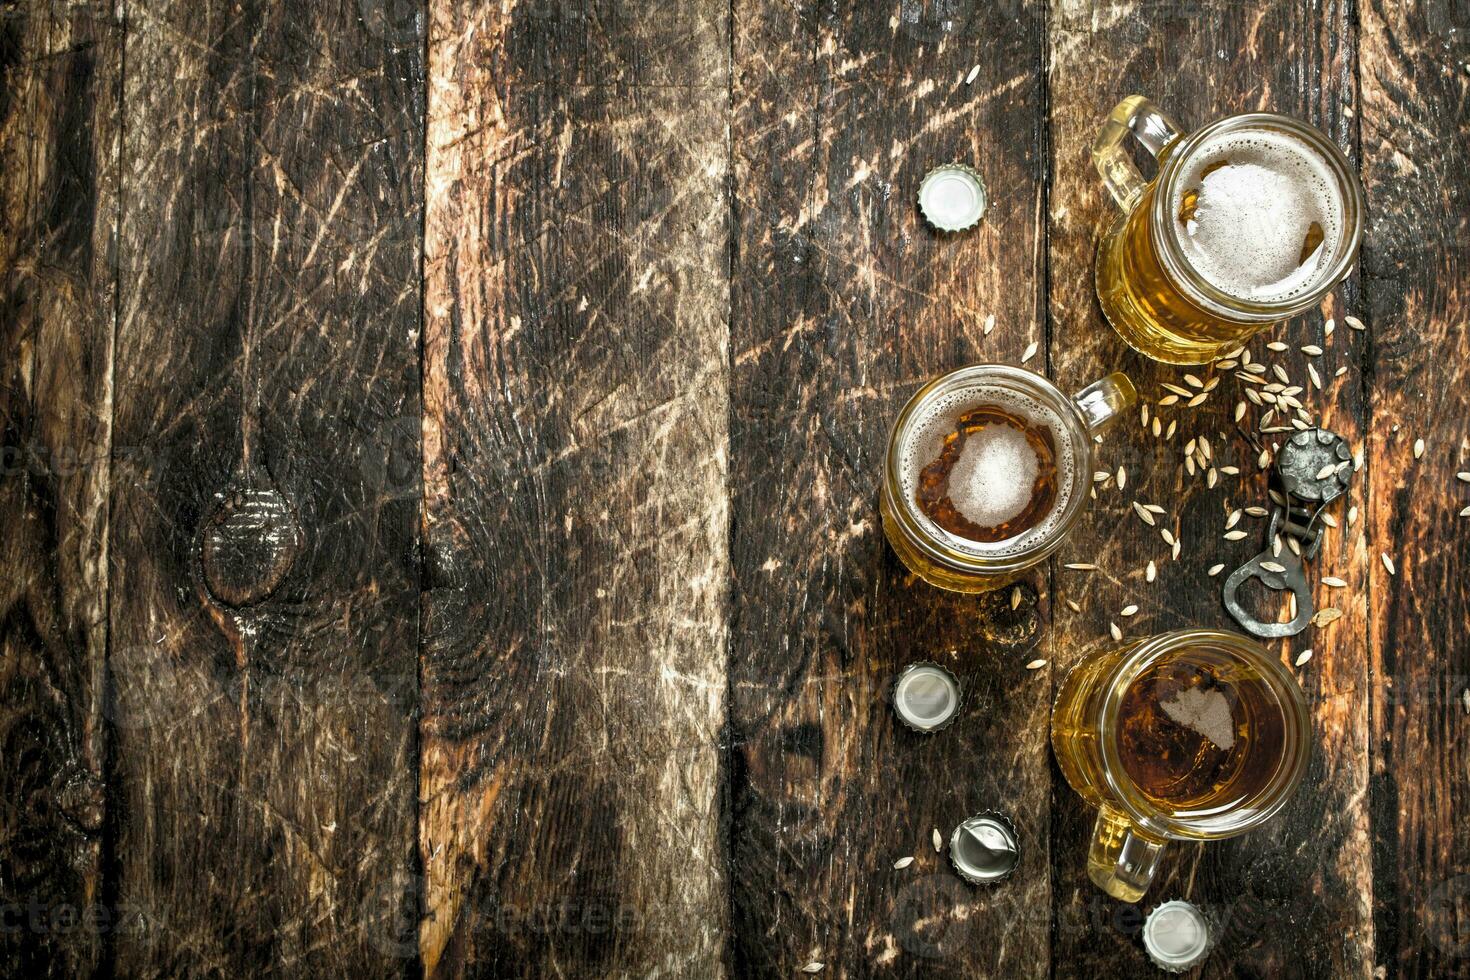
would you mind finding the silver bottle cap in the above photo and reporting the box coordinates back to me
[948,812,1019,884]
[892,662,962,733]
[917,163,987,232]
[1143,900,1211,972]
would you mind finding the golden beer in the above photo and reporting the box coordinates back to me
[1092,97,1365,364]
[880,364,1134,593]
[1051,630,1310,902]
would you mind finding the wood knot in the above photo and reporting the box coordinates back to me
[53,767,105,834]
[200,486,303,607]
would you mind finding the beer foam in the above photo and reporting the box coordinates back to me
[898,386,1075,558]
[1170,128,1343,303]
[945,422,1038,529]
[1160,686,1236,752]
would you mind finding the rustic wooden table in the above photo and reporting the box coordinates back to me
[3,0,1467,977]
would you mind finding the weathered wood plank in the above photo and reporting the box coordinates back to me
[109,0,425,972]
[0,2,120,975]
[1046,1,1372,976]
[418,1,730,975]
[728,2,1050,975]
[1359,1,1470,975]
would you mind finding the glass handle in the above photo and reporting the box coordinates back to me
[1087,804,1167,903]
[1073,372,1137,435]
[1092,95,1183,210]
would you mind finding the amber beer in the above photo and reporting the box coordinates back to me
[911,402,1061,545]
[1051,630,1310,902]
[1092,97,1365,364]
[880,364,1134,593]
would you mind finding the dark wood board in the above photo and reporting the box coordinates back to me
[108,0,424,974]
[0,2,120,976]
[1360,0,1470,975]
[418,0,730,975]
[1047,1,1374,977]
[0,0,1465,976]
[728,2,1052,975]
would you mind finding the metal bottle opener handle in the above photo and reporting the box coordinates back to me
[1222,429,1354,638]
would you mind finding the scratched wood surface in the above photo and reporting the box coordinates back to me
[0,2,118,976]
[1360,0,1470,975]
[109,0,424,974]
[728,0,1051,974]
[419,0,729,975]
[0,1,1467,978]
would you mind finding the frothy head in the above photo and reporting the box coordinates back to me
[1169,127,1345,304]
[945,422,1038,529]
[897,385,1075,558]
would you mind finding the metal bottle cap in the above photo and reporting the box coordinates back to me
[917,164,988,232]
[1143,900,1211,972]
[948,812,1019,884]
[892,662,962,733]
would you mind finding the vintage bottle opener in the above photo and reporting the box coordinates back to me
[1222,428,1354,638]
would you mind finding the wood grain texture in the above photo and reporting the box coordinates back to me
[109,0,424,973]
[0,2,119,975]
[1359,0,1470,975]
[419,0,730,975]
[0,1,1466,975]
[728,2,1051,975]
[1046,1,1373,976]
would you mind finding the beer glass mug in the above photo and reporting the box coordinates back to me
[1092,96,1365,364]
[880,364,1135,593]
[1051,629,1310,902]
